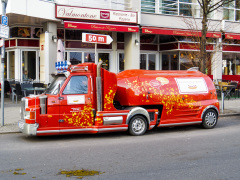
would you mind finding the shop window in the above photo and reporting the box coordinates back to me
[117,33,124,42]
[70,52,82,65]
[159,35,176,43]
[57,29,64,40]
[223,54,240,75]
[140,54,156,70]
[162,54,170,70]
[140,54,147,69]
[119,53,124,72]
[180,52,200,70]
[162,53,178,70]
[148,54,156,70]
[33,28,42,38]
[84,53,95,63]
[140,34,158,43]
[9,51,15,79]
[65,30,84,40]
[4,52,7,79]
[10,27,43,38]
[236,56,240,75]
[10,27,31,38]
[22,51,36,81]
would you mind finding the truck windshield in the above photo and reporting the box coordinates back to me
[45,75,67,95]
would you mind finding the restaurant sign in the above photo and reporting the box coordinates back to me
[56,5,138,24]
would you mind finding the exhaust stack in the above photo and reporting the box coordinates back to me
[97,61,103,111]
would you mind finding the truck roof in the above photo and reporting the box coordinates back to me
[117,69,204,78]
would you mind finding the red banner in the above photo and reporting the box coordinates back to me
[225,33,240,40]
[64,21,139,32]
[142,27,221,38]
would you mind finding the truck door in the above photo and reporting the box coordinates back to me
[59,75,94,129]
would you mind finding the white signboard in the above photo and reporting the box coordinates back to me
[82,33,113,44]
[56,5,138,24]
[175,78,208,94]
[67,95,85,105]
[0,24,9,38]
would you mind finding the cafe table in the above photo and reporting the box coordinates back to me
[214,84,235,112]
[23,87,46,95]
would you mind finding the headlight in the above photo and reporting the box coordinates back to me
[24,111,30,119]
[24,111,35,120]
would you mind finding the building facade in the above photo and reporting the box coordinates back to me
[1,0,240,84]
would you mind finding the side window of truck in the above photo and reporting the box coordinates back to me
[62,76,88,95]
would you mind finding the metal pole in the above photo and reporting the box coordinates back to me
[1,1,7,126]
[95,43,97,64]
[221,92,224,113]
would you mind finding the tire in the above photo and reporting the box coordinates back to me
[128,116,147,136]
[202,109,218,129]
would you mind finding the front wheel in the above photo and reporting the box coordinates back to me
[128,116,147,136]
[202,109,218,129]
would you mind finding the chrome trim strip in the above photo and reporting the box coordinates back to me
[103,116,123,125]
[201,105,219,119]
[37,128,98,134]
[98,127,128,132]
[159,121,202,127]
[37,127,128,134]
[37,130,60,134]
[97,113,128,116]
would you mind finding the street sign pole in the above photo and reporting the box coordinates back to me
[1,0,7,127]
[82,33,113,64]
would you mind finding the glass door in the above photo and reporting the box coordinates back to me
[140,53,156,70]
[8,51,15,80]
[21,50,39,81]
[162,52,179,70]
[98,53,110,70]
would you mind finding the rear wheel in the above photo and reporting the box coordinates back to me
[129,116,147,136]
[202,109,218,129]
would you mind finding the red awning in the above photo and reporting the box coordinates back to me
[142,27,221,38]
[64,21,139,32]
[225,33,240,40]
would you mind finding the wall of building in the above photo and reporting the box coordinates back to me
[2,0,57,21]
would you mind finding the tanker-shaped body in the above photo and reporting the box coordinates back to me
[115,69,219,127]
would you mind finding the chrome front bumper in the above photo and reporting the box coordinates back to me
[18,120,38,136]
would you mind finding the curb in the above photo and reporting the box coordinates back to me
[219,113,240,117]
[1,113,240,135]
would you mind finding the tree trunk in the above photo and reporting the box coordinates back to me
[200,1,208,73]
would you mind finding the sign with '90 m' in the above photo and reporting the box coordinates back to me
[82,33,113,44]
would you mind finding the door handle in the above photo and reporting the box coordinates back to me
[58,97,64,100]
[59,119,64,123]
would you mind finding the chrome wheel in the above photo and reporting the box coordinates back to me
[129,116,147,136]
[202,109,218,129]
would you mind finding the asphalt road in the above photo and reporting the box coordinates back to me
[0,116,240,180]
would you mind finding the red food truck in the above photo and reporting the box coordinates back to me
[19,62,219,136]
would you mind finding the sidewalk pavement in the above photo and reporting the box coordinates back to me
[0,97,240,134]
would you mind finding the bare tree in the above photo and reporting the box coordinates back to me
[180,16,222,75]
[197,0,235,73]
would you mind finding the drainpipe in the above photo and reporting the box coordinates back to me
[96,61,103,112]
